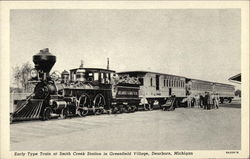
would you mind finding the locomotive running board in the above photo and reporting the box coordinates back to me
[12,99,44,121]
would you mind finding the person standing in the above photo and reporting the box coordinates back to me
[168,93,176,111]
[207,92,211,110]
[187,94,192,108]
[211,93,215,109]
[199,94,204,108]
[215,93,220,109]
[204,92,208,110]
[195,94,200,108]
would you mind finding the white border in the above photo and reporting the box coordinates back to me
[0,1,249,159]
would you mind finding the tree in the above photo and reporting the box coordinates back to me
[235,89,241,97]
[12,62,34,93]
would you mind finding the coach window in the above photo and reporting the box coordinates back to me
[87,72,94,82]
[100,73,104,83]
[139,77,144,86]
[93,72,99,81]
[150,78,153,86]
[108,73,111,81]
[164,79,166,87]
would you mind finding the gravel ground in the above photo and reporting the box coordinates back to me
[10,102,241,151]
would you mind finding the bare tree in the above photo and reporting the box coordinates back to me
[12,62,33,93]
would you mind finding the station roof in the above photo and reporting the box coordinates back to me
[228,73,241,83]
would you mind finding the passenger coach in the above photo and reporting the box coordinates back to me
[186,78,235,103]
[117,71,186,110]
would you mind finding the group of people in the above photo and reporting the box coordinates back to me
[187,92,220,110]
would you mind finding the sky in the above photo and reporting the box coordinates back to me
[10,9,241,86]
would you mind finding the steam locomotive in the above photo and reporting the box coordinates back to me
[11,48,235,122]
[11,48,140,122]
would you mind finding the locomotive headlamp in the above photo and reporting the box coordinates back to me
[30,69,38,78]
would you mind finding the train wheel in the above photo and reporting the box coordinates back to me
[148,103,153,111]
[130,105,137,113]
[143,104,149,111]
[78,94,91,117]
[117,105,124,114]
[220,98,224,104]
[124,105,132,113]
[93,94,105,115]
[128,105,133,113]
[60,107,69,119]
[112,107,118,114]
[42,107,52,121]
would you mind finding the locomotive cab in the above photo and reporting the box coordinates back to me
[69,67,115,87]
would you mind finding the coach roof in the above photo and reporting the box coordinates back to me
[117,71,186,79]
[70,67,115,73]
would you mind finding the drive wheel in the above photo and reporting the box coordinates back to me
[78,94,91,117]
[42,107,52,121]
[60,107,69,119]
[93,94,105,115]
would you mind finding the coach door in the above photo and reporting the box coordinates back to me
[156,75,160,90]
[169,88,172,96]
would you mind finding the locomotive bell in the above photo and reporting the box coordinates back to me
[33,48,56,73]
